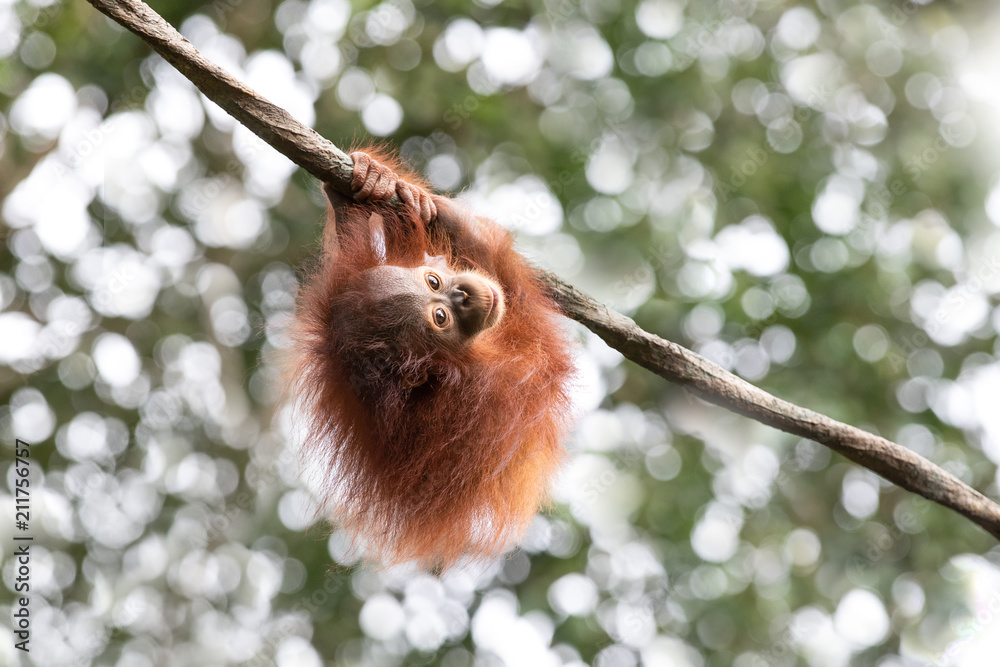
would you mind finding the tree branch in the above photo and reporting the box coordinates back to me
[85,0,1000,541]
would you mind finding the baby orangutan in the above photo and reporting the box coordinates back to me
[289,149,575,568]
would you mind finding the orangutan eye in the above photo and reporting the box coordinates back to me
[433,307,448,327]
[426,273,441,291]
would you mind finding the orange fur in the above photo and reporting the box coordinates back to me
[288,149,575,569]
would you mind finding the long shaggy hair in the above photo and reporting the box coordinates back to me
[287,150,575,569]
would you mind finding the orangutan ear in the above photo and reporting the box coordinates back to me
[321,182,387,263]
[401,369,428,388]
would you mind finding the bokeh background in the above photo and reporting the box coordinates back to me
[3,0,1000,665]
